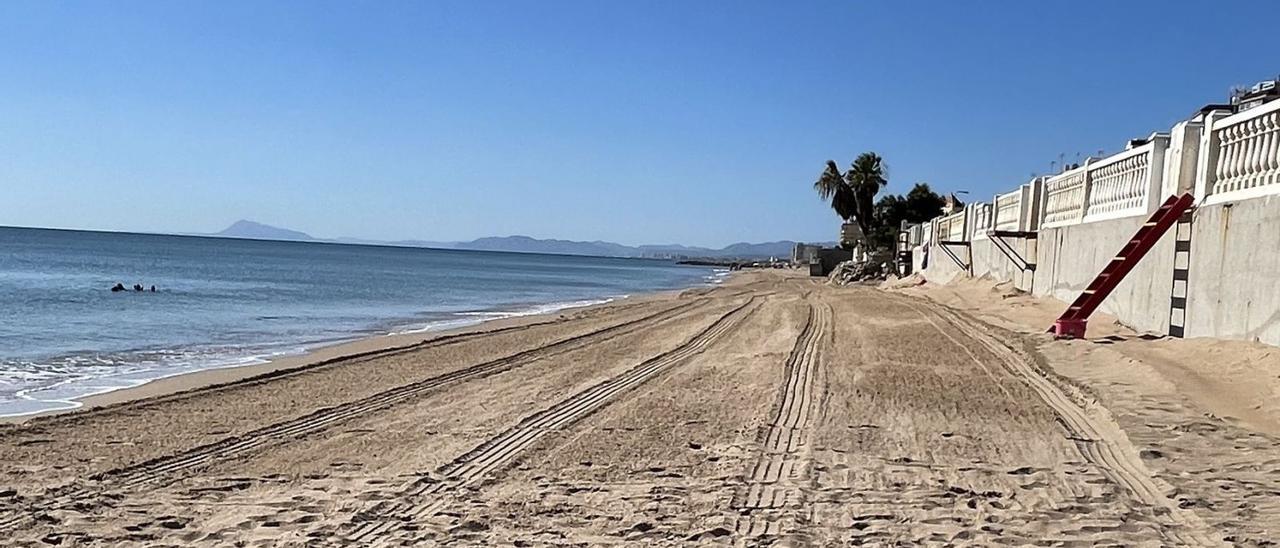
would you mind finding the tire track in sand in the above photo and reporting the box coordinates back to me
[897,295,1220,547]
[0,298,712,533]
[338,297,762,545]
[21,301,653,428]
[732,300,830,539]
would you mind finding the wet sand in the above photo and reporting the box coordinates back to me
[3,291,677,424]
[0,270,1275,545]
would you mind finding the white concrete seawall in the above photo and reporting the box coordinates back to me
[906,97,1280,346]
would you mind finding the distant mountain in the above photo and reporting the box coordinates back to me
[207,221,817,260]
[216,220,315,241]
[460,236,635,257]
[717,241,805,258]
[452,237,802,259]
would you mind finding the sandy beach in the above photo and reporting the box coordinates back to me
[1,270,1277,546]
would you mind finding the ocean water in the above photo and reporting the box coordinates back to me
[0,227,723,417]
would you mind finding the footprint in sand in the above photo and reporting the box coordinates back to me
[18,439,53,446]
[293,514,322,525]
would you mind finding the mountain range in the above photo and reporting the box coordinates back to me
[212,220,811,260]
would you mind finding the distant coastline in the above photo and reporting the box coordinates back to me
[209,220,816,260]
[1,221,825,261]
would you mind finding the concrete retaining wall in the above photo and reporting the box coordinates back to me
[905,96,1280,345]
[920,237,1036,291]
[971,237,1036,293]
[1185,196,1280,345]
[920,214,1174,335]
[921,243,967,285]
[1030,216,1175,335]
[918,197,1280,346]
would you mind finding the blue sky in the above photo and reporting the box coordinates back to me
[2,1,1277,247]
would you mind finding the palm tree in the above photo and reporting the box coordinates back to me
[813,153,889,237]
[813,160,857,221]
[844,152,889,237]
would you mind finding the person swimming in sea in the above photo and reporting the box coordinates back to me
[111,282,158,292]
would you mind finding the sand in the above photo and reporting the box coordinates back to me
[0,270,1276,546]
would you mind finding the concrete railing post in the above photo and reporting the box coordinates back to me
[1028,177,1044,231]
[1195,110,1232,203]
[1078,158,1095,224]
[1018,183,1032,231]
[1038,177,1049,229]
[1146,134,1170,214]
[991,194,1000,230]
[1165,120,1202,198]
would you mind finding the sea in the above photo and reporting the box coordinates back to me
[0,227,726,417]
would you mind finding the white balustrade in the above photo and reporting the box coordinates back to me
[1083,141,1159,222]
[1039,136,1165,228]
[1205,99,1280,202]
[1041,167,1088,227]
[936,210,966,242]
[994,189,1023,231]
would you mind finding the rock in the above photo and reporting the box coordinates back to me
[826,259,889,286]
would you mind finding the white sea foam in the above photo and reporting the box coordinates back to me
[390,317,486,335]
[391,297,620,335]
[457,297,618,318]
[704,268,732,284]
[0,349,295,417]
[0,296,626,417]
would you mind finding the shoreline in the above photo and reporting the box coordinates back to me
[0,283,705,425]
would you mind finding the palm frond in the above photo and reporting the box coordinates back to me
[846,152,888,192]
[813,160,844,200]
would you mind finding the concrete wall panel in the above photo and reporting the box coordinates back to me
[1032,216,1174,334]
[1186,197,1280,345]
[922,238,1036,292]
[920,243,967,284]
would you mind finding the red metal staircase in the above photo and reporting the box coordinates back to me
[1049,193,1195,339]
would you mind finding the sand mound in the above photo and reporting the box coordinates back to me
[879,272,926,289]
